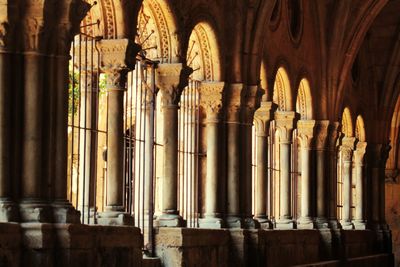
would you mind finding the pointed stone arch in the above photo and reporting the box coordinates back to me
[273,67,292,111]
[355,115,366,142]
[187,22,221,81]
[295,78,313,120]
[341,107,353,137]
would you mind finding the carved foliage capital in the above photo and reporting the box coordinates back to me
[254,101,276,136]
[0,0,19,51]
[275,111,296,142]
[199,82,225,117]
[297,120,316,148]
[340,137,356,161]
[354,141,367,165]
[156,63,190,106]
[314,120,330,150]
[99,39,136,71]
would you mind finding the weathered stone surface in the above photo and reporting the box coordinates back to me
[155,228,229,267]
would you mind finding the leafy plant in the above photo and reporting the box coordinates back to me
[68,70,80,116]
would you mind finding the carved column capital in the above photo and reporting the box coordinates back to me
[241,85,264,124]
[0,1,18,51]
[314,120,330,150]
[98,39,137,90]
[340,137,356,162]
[275,111,296,143]
[354,141,367,165]
[225,83,243,122]
[21,0,46,52]
[254,101,276,136]
[297,120,316,149]
[199,81,225,121]
[156,63,192,106]
[328,121,341,151]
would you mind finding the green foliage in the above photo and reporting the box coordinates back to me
[68,71,80,116]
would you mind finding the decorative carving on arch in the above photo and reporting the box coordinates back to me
[273,67,292,111]
[100,0,116,38]
[341,107,353,137]
[296,78,313,120]
[355,115,366,142]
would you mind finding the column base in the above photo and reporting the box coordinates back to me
[157,213,184,227]
[341,220,354,230]
[21,223,54,266]
[329,219,342,229]
[52,200,81,224]
[0,199,18,222]
[19,200,52,223]
[315,217,330,229]
[254,216,273,229]
[226,215,243,228]
[243,217,260,229]
[297,217,315,229]
[199,217,224,229]
[353,220,367,230]
[97,211,133,226]
[276,219,296,229]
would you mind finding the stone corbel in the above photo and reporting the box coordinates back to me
[199,81,225,121]
[254,101,276,137]
[274,111,297,143]
[156,63,193,106]
[297,120,316,149]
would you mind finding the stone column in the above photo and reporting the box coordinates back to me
[51,2,89,223]
[77,70,99,223]
[156,63,189,227]
[353,141,367,229]
[275,111,296,229]
[297,120,316,229]
[19,2,54,222]
[225,83,243,228]
[339,137,356,229]
[97,39,136,225]
[240,85,262,229]
[253,101,275,228]
[199,82,225,228]
[327,122,341,228]
[0,1,18,222]
[313,121,330,228]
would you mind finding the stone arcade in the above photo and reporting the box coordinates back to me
[0,0,399,266]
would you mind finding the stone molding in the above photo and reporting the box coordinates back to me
[340,137,356,162]
[314,120,330,151]
[199,81,225,119]
[297,120,316,148]
[274,111,296,142]
[254,101,276,136]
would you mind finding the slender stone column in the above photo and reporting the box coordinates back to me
[353,141,367,229]
[253,101,275,229]
[240,85,263,229]
[49,0,90,224]
[297,120,316,229]
[0,1,18,222]
[225,83,244,228]
[275,111,296,229]
[156,63,190,227]
[97,39,136,225]
[339,137,356,229]
[198,82,225,228]
[313,121,330,228]
[327,122,341,228]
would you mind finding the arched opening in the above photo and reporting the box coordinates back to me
[341,107,353,137]
[355,115,366,142]
[273,67,292,111]
[295,78,313,120]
